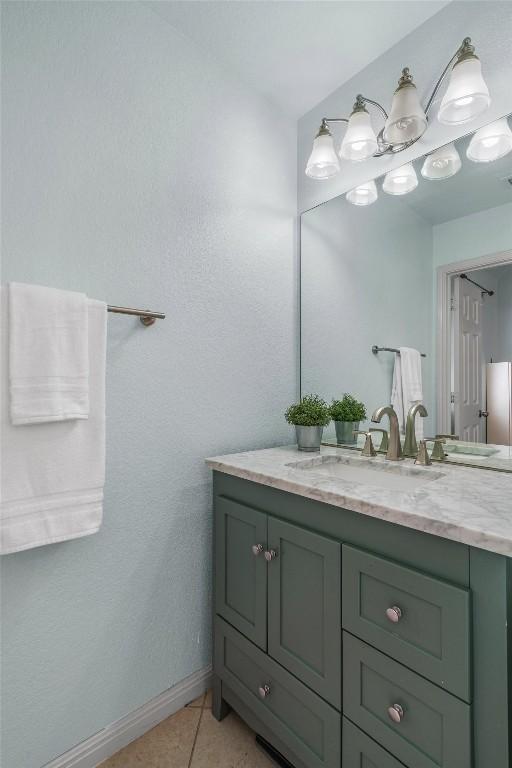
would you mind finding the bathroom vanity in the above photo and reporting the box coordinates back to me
[207,446,511,768]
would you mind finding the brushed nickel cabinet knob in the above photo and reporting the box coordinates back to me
[258,684,271,699]
[388,704,404,723]
[264,549,278,562]
[386,605,403,623]
[252,544,264,556]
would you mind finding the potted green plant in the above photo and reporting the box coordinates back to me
[330,394,367,445]
[285,394,331,452]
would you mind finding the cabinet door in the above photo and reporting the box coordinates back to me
[267,517,341,708]
[215,496,267,649]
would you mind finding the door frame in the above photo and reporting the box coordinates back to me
[436,249,512,435]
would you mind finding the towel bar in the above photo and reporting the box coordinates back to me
[372,345,426,358]
[107,305,165,326]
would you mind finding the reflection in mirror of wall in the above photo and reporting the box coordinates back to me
[300,114,512,471]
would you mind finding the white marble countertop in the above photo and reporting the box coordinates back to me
[206,445,512,557]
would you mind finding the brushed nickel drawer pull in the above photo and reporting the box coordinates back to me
[258,684,271,699]
[252,544,264,556]
[386,605,403,623]
[388,704,404,723]
[264,549,278,562]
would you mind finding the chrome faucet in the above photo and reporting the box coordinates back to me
[403,404,428,457]
[371,405,403,461]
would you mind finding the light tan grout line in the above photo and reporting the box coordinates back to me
[187,695,206,768]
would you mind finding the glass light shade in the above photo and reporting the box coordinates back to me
[340,110,378,161]
[305,133,340,179]
[346,180,378,206]
[438,57,490,125]
[383,83,427,145]
[382,162,418,195]
[421,143,461,180]
[466,118,512,162]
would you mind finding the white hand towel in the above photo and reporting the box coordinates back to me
[1,290,107,555]
[395,346,424,439]
[9,282,89,425]
[391,353,404,431]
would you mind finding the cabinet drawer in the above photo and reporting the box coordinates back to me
[343,633,471,768]
[215,617,340,768]
[215,496,267,649]
[342,544,470,701]
[342,718,407,768]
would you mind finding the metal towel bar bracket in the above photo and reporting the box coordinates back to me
[107,305,165,327]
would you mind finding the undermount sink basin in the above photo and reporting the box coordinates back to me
[288,454,445,493]
[442,442,499,457]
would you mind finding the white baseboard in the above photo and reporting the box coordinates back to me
[43,665,212,768]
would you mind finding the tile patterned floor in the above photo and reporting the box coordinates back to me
[99,689,275,767]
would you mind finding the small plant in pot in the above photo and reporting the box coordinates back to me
[330,394,367,445]
[285,394,331,452]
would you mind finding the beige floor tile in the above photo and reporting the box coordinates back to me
[186,693,206,708]
[99,706,201,768]
[204,689,212,708]
[190,708,275,768]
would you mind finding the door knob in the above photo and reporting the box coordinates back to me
[252,544,264,556]
[258,684,271,699]
[479,410,489,418]
[386,606,403,623]
[264,549,278,562]
[388,704,404,724]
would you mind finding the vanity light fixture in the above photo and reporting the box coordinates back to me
[437,38,490,125]
[466,117,512,163]
[306,37,490,180]
[421,142,462,180]
[383,68,427,145]
[382,162,418,195]
[346,179,378,206]
[340,97,379,161]
[305,120,340,179]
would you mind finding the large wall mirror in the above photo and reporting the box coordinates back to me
[301,113,512,471]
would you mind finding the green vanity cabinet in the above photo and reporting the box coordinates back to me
[211,471,511,768]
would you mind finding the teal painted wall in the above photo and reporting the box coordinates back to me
[433,202,512,269]
[0,3,296,766]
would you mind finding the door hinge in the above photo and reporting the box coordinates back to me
[450,392,456,404]
[449,298,457,311]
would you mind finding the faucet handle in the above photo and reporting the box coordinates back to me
[369,428,389,453]
[353,431,377,458]
[414,439,432,466]
[425,437,447,461]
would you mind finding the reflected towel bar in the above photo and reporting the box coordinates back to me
[372,345,426,358]
[107,305,165,327]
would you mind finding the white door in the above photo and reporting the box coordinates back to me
[454,276,484,442]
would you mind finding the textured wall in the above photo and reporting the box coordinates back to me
[298,1,512,212]
[301,192,434,437]
[0,2,296,766]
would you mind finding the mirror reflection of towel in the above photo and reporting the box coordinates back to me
[391,347,424,438]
